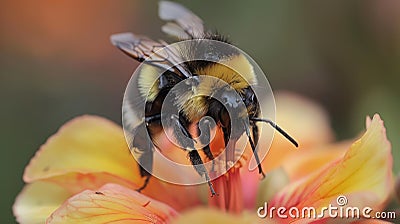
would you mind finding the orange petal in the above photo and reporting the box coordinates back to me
[13,181,71,224]
[171,207,266,224]
[142,177,205,212]
[241,92,335,209]
[24,115,141,184]
[271,114,393,220]
[260,91,334,172]
[139,128,207,210]
[282,141,350,181]
[47,183,178,223]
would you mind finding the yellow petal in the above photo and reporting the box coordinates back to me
[47,183,178,223]
[260,91,334,172]
[24,115,141,185]
[13,181,71,224]
[45,172,137,194]
[21,115,203,212]
[171,207,266,224]
[271,114,393,218]
[13,173,140,224]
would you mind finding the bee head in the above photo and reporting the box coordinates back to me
[209,86,247,130]
[220,88,242,109]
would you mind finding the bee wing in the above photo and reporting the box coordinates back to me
[159,1,205,39]
[110,32,191,78]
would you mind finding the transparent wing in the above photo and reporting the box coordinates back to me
[110,32,191,78]
[159,1,205,39]
[112,32,192,151]
[121,67,146,151]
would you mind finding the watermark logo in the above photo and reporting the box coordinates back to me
[121,39,276,185]
[336,195,348,207]
[257,195,396,220]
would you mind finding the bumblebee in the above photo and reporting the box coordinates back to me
[111,1,298,196]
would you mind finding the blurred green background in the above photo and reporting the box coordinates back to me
[1,0,399,223]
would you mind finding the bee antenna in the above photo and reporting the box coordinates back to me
[251,118,299,147]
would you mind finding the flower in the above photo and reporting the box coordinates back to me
[268,113,393,223]
[12,116,201,223]
[13,92,394,223]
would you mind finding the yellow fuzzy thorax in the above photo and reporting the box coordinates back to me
[195,54,256,90]
[138,54,256,122]
[182,54,256,121]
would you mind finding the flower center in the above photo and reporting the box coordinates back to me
[209,167,243,213]
[207,127,244,213]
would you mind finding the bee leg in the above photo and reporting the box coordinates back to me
[171,114,216,196]
[203,145,215,171]
[189,150,217,196]
[222,127,233,171]
[136,175,150,193]
[250,118,298,147]
[171,114,192,140]
[131,122,156,192]
[198,120,215,171]
[135,113,165,193]
[245,121,266,178]
[145,114,161,124]
[252,121,259,148]
[136,147,153,192]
